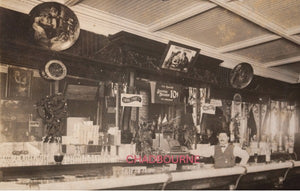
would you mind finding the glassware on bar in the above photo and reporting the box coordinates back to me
[254,152,258,163]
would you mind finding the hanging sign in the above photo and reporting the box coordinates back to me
[210,99,222,107]
[150,82,181,104]
[121,94,143,107]
[201,103,216,114]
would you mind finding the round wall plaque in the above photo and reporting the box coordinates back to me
[44,60,67,80]
[29,2,80,51]
[229,63,253,89]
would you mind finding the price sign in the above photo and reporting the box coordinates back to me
[150,82,181,104]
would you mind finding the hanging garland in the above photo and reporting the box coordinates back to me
[36,93,67,142]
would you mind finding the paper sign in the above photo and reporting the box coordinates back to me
[121,94,143,107]
[210,99,222,107]
[201,103,216,114]
[29,121,40,128]
[150,81,181,104]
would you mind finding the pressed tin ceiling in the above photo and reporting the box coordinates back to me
[163,7,272,47]
[81,0,203,25]
[238,0,300,29]
[231,39,300,63]
[274,62,300,73]
[0,0,299,83]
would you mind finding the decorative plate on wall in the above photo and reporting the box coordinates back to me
[29,2,80,51]
[41,60,67,81]
[229,63,253,89]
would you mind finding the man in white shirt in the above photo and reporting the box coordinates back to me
[191,130,249,168]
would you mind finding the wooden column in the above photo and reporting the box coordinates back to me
[54,81,59,94]
[96,82,105,130]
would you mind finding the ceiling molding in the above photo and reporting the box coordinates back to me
[217,34,281,53]
[255,66,299,84]
[0,63,8,73]
[147,2,217,32]
[74,5,224,59]
[263,56,300,68]
[221,51,299,82]
[36,0,82,6]
[0,0,36,14]
[209,0,300,45]
[64,0,82,6]
[0,0,299,84]
[287,27,300,36]
[71,4,149,30]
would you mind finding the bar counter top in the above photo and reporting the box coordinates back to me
[293,160,300,166]
[1,160,299,190]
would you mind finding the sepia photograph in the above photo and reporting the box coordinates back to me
[0,0,300,190]
[161,41,199,72]
[7,67,32,99]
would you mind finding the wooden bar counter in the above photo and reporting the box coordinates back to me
[1,160,299,190]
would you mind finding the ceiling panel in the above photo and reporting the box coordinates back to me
[239,0,300,29]
[231,39,300,63]
[81,0,202,25]
[272,62,300,73]
[163,7,272,48]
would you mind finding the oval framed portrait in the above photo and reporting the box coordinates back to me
[29,2,80,51]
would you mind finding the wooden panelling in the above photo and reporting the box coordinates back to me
[0,73,7,98]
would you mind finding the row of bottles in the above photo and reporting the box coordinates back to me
[0,154,123,167]
[0,142,136,167]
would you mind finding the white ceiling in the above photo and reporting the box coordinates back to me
[1,0,300,84]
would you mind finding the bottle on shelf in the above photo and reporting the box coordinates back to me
[288,138,294,154]
[265,143,271,163]
[254,151,258,164]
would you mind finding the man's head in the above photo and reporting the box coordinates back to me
[217,130,229,146]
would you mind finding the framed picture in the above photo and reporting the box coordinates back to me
[161,41,200,72]
[7,67,32,99]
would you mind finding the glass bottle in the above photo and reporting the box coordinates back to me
[265,144,271,163]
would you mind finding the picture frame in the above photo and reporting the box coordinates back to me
[161,41,200,72]
[7,67,32,99]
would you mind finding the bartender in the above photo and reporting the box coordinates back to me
[191,130,249,168]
